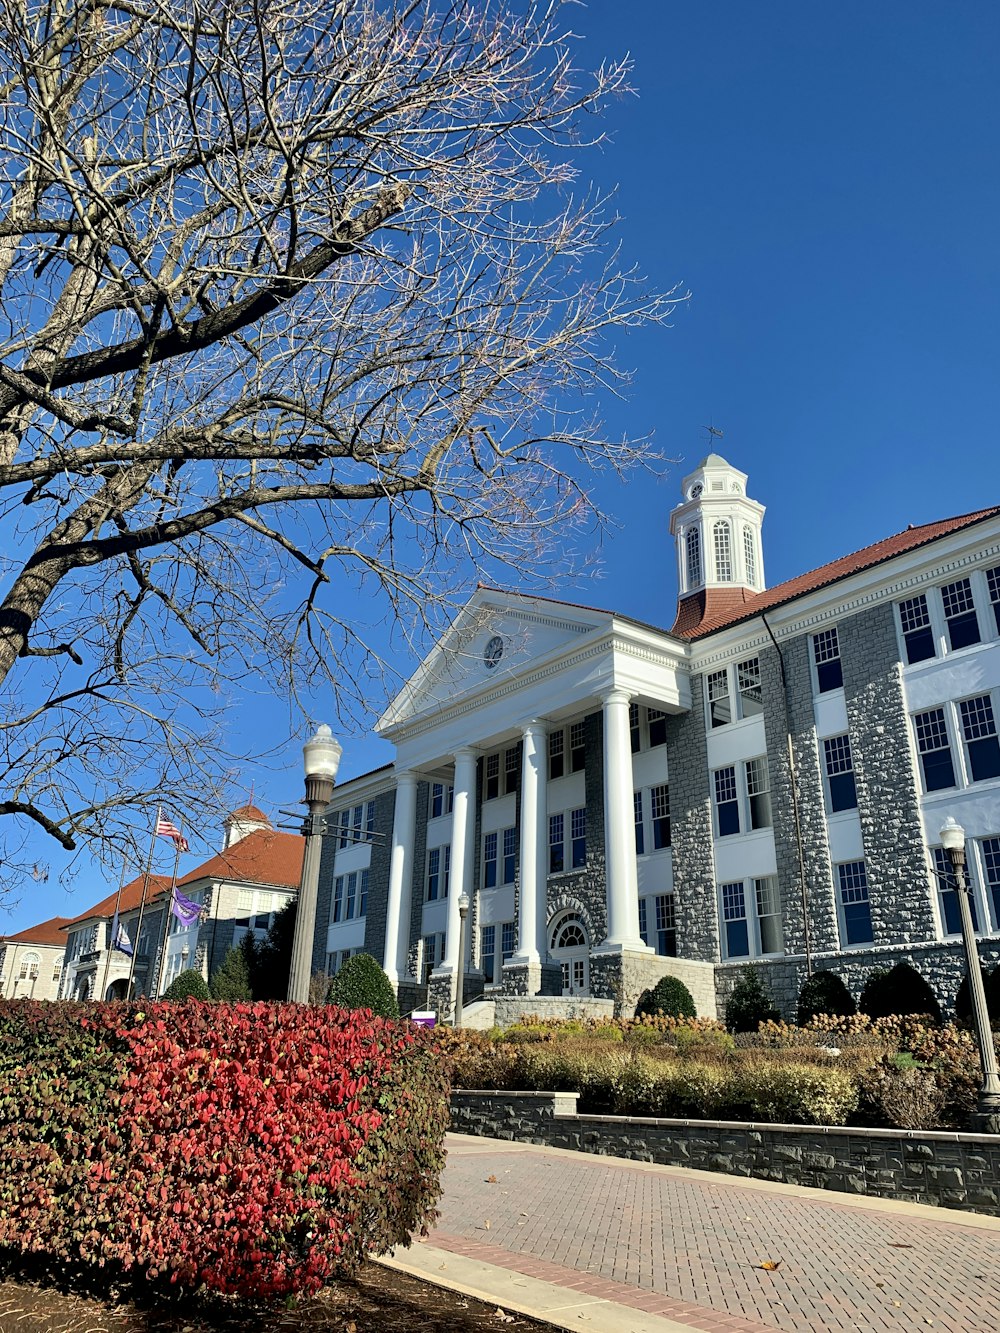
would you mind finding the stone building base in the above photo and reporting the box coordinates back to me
[590,949,718,1019]
[425,968,487,1022]
[499,959,563,997]
[395,979,429,1018]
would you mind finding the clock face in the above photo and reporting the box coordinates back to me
[484,635,504,670]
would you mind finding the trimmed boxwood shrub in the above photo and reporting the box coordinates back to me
[326,952,399,1018]
[635,974,697,1020]
[859,962,942,1024]
[725,967,781,1033]
[797,970,856,1025]
[161,967,210,1000]
[0,998,448,1300]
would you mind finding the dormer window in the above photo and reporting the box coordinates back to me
[686,527,702,586]
[713,521,733,582]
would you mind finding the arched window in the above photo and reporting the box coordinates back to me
[550,912,589,952]
[686,527,702,586]
[18,951,39,981]
[713,521,733,582]
[743,526,757,586]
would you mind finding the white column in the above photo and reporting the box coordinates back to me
[442,747,478,972]
[513,721,548,964]
[383,771,418,985]
[600,689,649,951]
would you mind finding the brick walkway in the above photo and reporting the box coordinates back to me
[425,1134,1000,1332]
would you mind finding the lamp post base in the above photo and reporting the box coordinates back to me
[971,1092,1000,1136]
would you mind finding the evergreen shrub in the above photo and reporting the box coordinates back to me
[724,967,781,1033]
[0,998,448,1299]
[161,968,210,1000]
[325,952,399,1018]
[796,970,857,1025]
[859,962,942,1024]
[209,944,253,1001]
[634,974,697,1021]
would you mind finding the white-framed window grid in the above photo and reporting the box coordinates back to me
[822,733,858,813]
[336,800,377,847]
[549,807,586,873]
[713,520,733,582]
[712,758,772,838]
[639,893,678,956]
[549,725,585,779]
[430,783,454,819]
[896,564,1000,666]
[421,932,446,983]
[835,860,874,947]
[629,702,669,752]
[912,692,1000,793]
[718,876,782,959]
[706,656,765,729]
[812,627,844,693]
[426,845,451,901]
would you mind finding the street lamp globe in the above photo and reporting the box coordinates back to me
[939,816,965,854]
[303,723,343,782]
[458,893,470,914]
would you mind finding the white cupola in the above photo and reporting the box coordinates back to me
[669,454,766,599]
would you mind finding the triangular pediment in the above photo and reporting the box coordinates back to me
[378,588,612,733]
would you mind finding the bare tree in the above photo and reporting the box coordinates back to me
[0,0,683,882]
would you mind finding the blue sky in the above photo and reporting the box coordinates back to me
[5,0,1000,932]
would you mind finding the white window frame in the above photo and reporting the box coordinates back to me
[718,876,783,960]
[835,860,874,947]
[705,656,765,730]
[911,692,1000,793]
[812,626,844,694]
[711,758,772,839]
[895,565,1000,667]
[822,733,858,814]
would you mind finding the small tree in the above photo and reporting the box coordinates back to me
[859,962,941,1023]
[635,974,697,1021]
[253,901,297,1001]
[162,969,210,1001]
[327,954,399,1019]
[797,970,857,1026]
[210,945,254,1002]
[725,966,781,1033]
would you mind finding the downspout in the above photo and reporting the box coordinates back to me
[761,612,813,976]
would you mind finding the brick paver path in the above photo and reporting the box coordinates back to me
[429,1135,1000,1332]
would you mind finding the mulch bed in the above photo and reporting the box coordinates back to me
[0,1261,554,1332]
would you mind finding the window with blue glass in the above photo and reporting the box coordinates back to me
[571,807,587,868]
[960,694,1000,782]
[481,924,496,983]
[721,881,750,957]
[982,838,1000,929]
[914,708,955,791]
[823,735,857,812]
[549,813,564,873]
[426,846,450,900]
[333,875,344,923]
[932,846,978,936]
[502,826,517,884]
[634,791,645,854]
[358,868,368,917]
[813,627,843,692]
[942,577,980,650]
[899,593,936,664]
[501,921,517,963]
[651,784,671,849]
[837,861,874,945]
[714,766,740,837]
[483,831,498,888]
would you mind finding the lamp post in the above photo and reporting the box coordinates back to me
[287,724,343,1003]
[454,892,470,1028]
[940,817,1000,1130]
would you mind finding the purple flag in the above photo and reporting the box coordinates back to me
[171,887,202,927]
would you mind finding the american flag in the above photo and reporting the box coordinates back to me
[155,815,189,854]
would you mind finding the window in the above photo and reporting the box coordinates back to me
[634,791,645,855]
[823,735,857,812]
[942,577,980,650]
[359,868,369,917]
[504,746,519,794]
[365,801,376,839]
[549,809,586,872]
[638,897,648,946]
[427,846,450,901]
[899,594,936,664]
[714,766,740,837]
[813,627,843,692]
[549,813,564,873]
[338,809,350,849]
[502,826,517,884]
[931,846,979,936]
[570,722,586,772]
[655,894,677,955]
[647,707,667,748]
[686,526,702,585]
[982,838,1000,929]
[52,959,61,982]
[548,730,565,780]
[18,951,40,981]
[719,878,781,958]
[714,520,733,582]
[326,947,354,975]
[430,783,454,819]
[737,657,763,718]
[707,670,732,728]
[745,757,772,829]
[345,871,358,919]
[483,832,498,889]
[988,567,1000,635]
[743,526,757,586]
[333,875,344,923]
[651,783,671,849]
[422,933,445,983]
[570,807,587,868]
[234,889,277,940]
[501,921,517,963]
[352,803,363,844]
[959,695,1000,782]
[914,707,955,791]
[481,924,496,983]
[485,753,500,800]
[629,703,641,753]
[837,861,874,945]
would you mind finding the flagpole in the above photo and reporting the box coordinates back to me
[154,821,184,998]
[126,806,160,1000]
[99,860,129,1002]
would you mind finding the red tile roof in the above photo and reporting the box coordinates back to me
[670,508,1000,639]
[67,873,174,927]
[1,915,75,947]
[177,829,303,892]
[225,804,271,825]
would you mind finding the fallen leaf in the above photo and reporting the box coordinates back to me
[756,1260,781,1271]
[493,1307,514,1323]
[484,1219,491,1229]
[888,1243,913,1249]
[486,1174,498,1183]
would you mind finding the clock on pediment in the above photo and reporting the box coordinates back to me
[483,634,504,670]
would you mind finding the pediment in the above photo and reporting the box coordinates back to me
[378,589,610,733]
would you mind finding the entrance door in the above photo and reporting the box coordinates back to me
[549,913,590,996]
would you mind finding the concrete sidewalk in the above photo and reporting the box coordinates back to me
[383,1132,1000,1333]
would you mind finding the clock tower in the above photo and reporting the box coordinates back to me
[669,454,766,604]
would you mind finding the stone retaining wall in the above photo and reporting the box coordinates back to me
[450,1090,1000,1217]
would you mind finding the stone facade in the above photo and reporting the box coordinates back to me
[451,1091,1000,1217]
[664,679,719,964]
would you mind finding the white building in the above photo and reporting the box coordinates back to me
[312,456,1000,1020]
[0,916,73,1000]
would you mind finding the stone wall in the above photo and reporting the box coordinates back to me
[363,788,398,965]
[451,1090,1000,1217]
[664,678,719,963]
